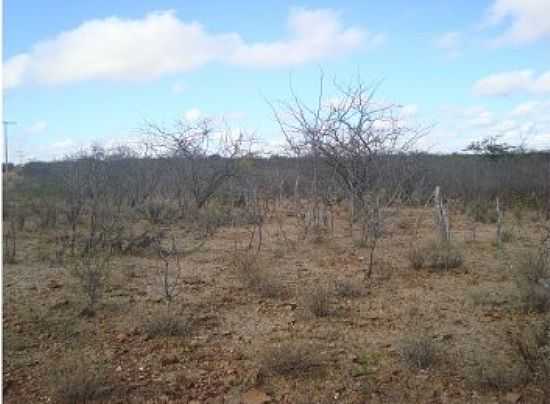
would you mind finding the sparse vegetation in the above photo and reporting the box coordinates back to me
[409,240,464,271]
[302,283,333,317]
[50,355,112,403]
[232,248,286,298]
[511,316,550,392]
[67,241,112,316]
[399,334,437,370]
[464,345,527,390]
[334,279,364,298]
[513,249,550,313]
[143,309,194,338]
[259,341,323,377]
[4,72,550,403]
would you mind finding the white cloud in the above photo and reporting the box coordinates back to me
[485,0,550,45]
[3,54,30,89]
[51,139,76,150]
[512,101,540,116]
[171,82,186,94]
[537,71,550,93]
[230,7,374,68]
[184,108,202,122]
[465,107,494,127]
[530,132,550,149]
[26,120,48,134]
[435,101,550,151]
[4,8,377,89]
[472,69,550,96]
[434,32,462,58]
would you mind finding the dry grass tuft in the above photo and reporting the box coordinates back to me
[232,250,286,298]
[464,346,527,390]
[143,309,193,338]
[50,355,112,403]
[334,279,365,298]
[302,284,333,317]
[513,250,550,313]
[399,334,437,369]
[259,340,323,377]
[511,316,550,390]
[409,240,464,271]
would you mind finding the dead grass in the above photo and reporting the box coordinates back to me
[334,279,365,298]
[464,345,527,390]
[513,250,550,313]
[302,283,333,317]
[398,334,437,369]
[5,204,550,403]
[511,315,550,390]
[232,249,286,298]
[465,200,498,224]
[258,340,324,378]
[409,240,464,271]
[143,309,193,338]
[50,354,112,403]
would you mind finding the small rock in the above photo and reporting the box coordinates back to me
[115,365,122,372]
[241,388,271,404]
[116,333,127,343]
[47,280,63,289]
[505,392,521,403]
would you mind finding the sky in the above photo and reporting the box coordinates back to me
[2,0,550,162]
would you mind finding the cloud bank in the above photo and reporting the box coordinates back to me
[4,8,379,89]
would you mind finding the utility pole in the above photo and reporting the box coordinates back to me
[3,121,17,202]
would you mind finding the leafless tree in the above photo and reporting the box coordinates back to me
[271,73,427,279]
[142,118,252,211]
[152,233,205,304]
[60,154,87,251]
[69,240,112,316]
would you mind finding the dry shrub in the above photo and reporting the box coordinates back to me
[67,244,112,317]
[50,355,112,403]
[334,279,364,298]
[310,224,329,244]
[409,240,463,271]
[139,198,179,225]
[399,334,437,369]
[232,250,286,298]
[302,284,333,317]
[259,341,323,378]
[464,346,527,390]
[143,309,193,338]
[500,228,515,243]
[466,200,498,224]
[195,203,233,238]
[513,250,550,313]
[511,316,550,390]
[3,215,17,264]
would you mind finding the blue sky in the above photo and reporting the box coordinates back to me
[3,0,550,162]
